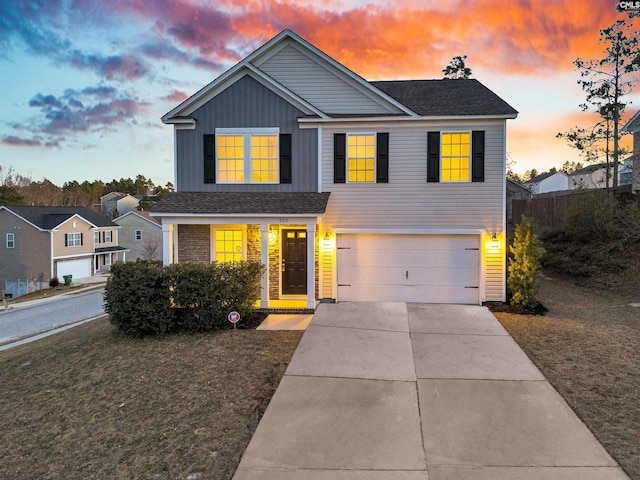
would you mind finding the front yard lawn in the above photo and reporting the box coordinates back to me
[0,317,302,479]
[494,274,640,480]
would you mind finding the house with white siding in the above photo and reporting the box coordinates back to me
[152,30,518,308]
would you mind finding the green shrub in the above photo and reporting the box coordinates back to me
[104,260,263,336]
[104,261,175,337]
[49,277,59,288]
[508,216,545,308]
[170,261,263,332]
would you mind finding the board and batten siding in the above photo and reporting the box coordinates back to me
[257,43,400,115]
[319,119,507,302]
[176,75,318,193]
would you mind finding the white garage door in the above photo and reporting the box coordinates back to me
[57,258,92,280]
[337,234,479,304]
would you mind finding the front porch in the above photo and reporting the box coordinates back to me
[161,220,324,310]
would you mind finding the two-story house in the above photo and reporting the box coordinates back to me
[0,206,128,296]
[152,30,518,308]
[113,210,163,261]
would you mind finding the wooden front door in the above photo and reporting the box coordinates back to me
[281,229,307,295]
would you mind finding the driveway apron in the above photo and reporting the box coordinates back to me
[233,302,629,480]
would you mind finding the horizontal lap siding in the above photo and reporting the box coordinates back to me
[322,121,505,231]
[258,43,397,115]
[176,75,317,192]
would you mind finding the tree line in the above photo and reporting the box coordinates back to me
[0,165,173,209]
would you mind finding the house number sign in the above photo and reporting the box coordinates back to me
[228,311,241,330]
[279,218,289,223]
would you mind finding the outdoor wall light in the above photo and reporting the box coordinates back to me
[490,233,499,249]
[268,227,277,244]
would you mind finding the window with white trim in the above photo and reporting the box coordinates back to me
[347,134,375,183]
[135,230,142,240]
[6,233,15,248]
[441,132,471,182]
[216,129,279,184]
[214,229,243,263]
[66,232,83,247]
[94,231,101,244]
[104,230,112,243]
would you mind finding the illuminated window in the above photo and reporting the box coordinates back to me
[347,134,375,183]
[217,135,245,183]
[215,230,243,263]
[441,132,470,182]
[251,135,279,182]
[217,130,279,184]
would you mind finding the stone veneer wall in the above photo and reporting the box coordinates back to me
[268,230,279,299]
[246,225,260,262]
[178,225,210,263]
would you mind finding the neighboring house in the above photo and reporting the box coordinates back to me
[152,30,518,307]
[100,192,139,218]
[506,179,532,225]
[619,157,634,186]
[0,206,128,296]
[622,110,640,194]
[113,211,162,261]
[524,171,569,194]
[569,163,617,189]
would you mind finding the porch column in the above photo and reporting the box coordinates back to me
[260,224,269,308]
[306,223,316,309]
[162,222,172,266]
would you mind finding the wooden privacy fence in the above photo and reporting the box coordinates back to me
[511,185,634,231]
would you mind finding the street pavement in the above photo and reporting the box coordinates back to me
[0,289,106,346]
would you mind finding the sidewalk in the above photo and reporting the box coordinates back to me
[233,302,629,480]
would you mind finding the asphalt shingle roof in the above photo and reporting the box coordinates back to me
[4,206,116,229]
[371,79,518,117]
[151,192,331,215]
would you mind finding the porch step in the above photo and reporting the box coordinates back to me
[255,308,315,315]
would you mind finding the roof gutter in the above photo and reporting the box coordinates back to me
[298,114,518,125]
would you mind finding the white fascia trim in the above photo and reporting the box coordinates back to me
[0,206,45,232]
[248,31,416,117]
[332,228,485,235]
[112,211,161,228]
[54,214,99,230]
[622,109,640,132]
[162,63,326,123]
[299,114,518,126]
[152,213,324,219]
[53,253,95,261]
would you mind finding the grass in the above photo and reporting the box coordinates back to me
[0,317,303,480]
[494,274,640,479]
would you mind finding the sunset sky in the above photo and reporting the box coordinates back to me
[1,0,639,187]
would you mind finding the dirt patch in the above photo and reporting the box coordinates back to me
[494,274,640,479]
[0,317,303,479]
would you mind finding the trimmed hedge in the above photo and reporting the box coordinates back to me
[104,260,263,337]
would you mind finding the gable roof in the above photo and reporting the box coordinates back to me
[113,210,161,226]
[2,206,116,229]
[622,110,640,132]
[371,79,518,117]
[151,192,331,216]
[526,171,567,184]
[162,30,517,124]
[570,162,621,175]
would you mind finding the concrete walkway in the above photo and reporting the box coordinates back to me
[234,302,629,480]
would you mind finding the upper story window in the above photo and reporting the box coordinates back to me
[104,230,112,243]
[6,233,15,248]
[65,232,83,247]
[216,129,279,184]
[347,134,375,183]
[135,230,142,240]
[441,132,471,182]
[94,231,101,244]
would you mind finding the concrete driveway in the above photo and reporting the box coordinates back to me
[233,302,629,480]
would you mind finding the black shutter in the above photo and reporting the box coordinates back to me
[472,131,485,182]
[65,234,68,247]
[376,132,389,183]
[203,134,216,184]
[80,233,83,246]
[334,133,346,184]
[279,133,292,184]
[427,131,440,182]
